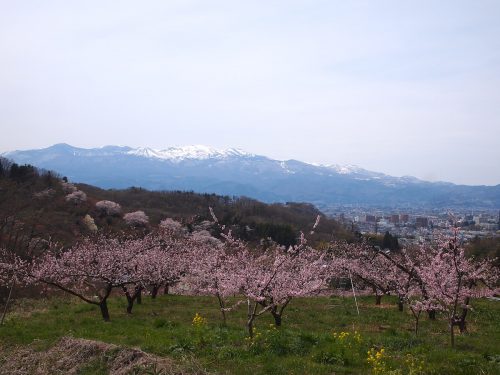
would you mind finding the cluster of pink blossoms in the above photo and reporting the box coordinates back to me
[1,214,497,344]
[330,230,498,344]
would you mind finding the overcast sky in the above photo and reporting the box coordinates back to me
[1,1,499,185]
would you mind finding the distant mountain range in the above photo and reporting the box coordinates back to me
[3,143,500,209]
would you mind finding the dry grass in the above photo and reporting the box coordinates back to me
[0,336,193,375]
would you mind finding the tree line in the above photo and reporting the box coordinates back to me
[1,211,497,345]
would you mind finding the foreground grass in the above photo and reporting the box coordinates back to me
[1,294,499,374]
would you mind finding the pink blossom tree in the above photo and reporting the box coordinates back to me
[29,235,137,321]
[186,208,246,324]
[0,247,29,324]
[190,209,331,334]
[414,232,498,346]
[235,235,330,337]
[116,221,195,314]
[336,239,446,333]
[353,231,499,342]
[135,247,173,300]
[65,190,87,205]
[95,200,122,216]
[115,235,152,314]
[384,245,443,333]
[0,233,53,324]
[134,227,191,302]
[369,242,440,319]
[188,231,245,324]
[124,211,149,227]
[60,181,77,193]
[159,218,186,236]
[332,241,395,306]
[151,220,193,296]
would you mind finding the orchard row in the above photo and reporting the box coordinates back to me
[1,215,497,345]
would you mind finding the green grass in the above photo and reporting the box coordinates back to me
[1,294,499,374]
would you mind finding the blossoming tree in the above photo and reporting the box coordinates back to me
[236,235,330,337]
[95,200,122,216]
[124,211,149,227]
[414,232,498,346]
[30,235,137,321]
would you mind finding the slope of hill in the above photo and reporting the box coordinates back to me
[0,157,354,252]
[4,144,500,209]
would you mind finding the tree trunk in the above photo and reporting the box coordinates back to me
[151,285,159,299]
[246,299,257,338]
[450,321,455,347]
[99,300,110,321]
[272,313,282,327]
[163,284,169,295]
[428,309,436,320]
[457,298,469,333]
[0,282,14,325]
[410,308,421,337]
[457,318,467,333]
[247,319,254,338]
[375,295,382,305]
[398,298,404,312]
[216,293,226,325]
[450,314,467,334]
[270,306,282,327]
[123,286,141,314]
[126,294,134,314]
[136,289,142,305]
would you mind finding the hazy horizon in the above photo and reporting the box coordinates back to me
[1,1,499,185]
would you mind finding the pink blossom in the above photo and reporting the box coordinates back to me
[124,211,149,227]
[95,200,122,216]
[65,190,87,204]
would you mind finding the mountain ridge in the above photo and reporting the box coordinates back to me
[3,143,439,184]
[3,144,499,209]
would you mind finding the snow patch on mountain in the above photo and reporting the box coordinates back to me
[127,145,252,161]
[326,164,364,175]
[279,161,296,174]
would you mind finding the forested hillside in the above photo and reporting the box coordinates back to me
[0,157,355,253]
[6,143,500,209]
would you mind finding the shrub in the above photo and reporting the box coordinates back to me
[95,200,122,216]
[83,214,98,232]
[123,211,149,227]
[65,190,87,204]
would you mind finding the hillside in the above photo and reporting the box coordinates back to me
[0,157,355,253]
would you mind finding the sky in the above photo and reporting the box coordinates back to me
[0,1,499,186]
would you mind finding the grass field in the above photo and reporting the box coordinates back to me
[0,294,499,374]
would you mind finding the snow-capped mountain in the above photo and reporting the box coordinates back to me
[3,143,499,208]
[126,145,253,161]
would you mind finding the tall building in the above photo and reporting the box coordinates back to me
[365,215,377,223]
[390,214,400,224]
[415,217,429,228]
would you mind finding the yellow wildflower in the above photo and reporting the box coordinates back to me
[192,312,207,327]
